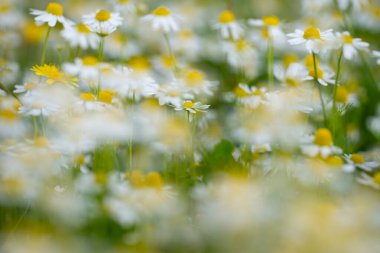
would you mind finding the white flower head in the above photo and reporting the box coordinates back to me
[343,153,379,173]
[30,2,73,27]
[287,27,335,53]
[141,6,180,33]
[303,65,335,86]
[337,31,369,60]
[83,9,123,37]
[61,23,99,50]
[301,128,342,158]
[174,100,210,114]
[213,10,243,40]
[248,15,285,40]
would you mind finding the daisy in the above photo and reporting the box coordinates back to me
[331,85,359,112]
[155,81,193,106]
[336,31,369,60]
[141,6,180,33]
[248,15,285,40]
[357,172,380,190]
[61,23,99,50]
[274,62,308,87]
[180,69,217,96]
[303,65,335,86]
[31,64,78,87]
[233,83,267,109]
[82,9,123,37]
[287,27,335,53]
[63,56,101,81]
[213,10,243,40]
[14,82,38,96]
[174,100,210,114]
[342,153,379,173]
[109,0,136,15]
[301,128,342,158]
[76,91,114,112]
[30,2,73,27]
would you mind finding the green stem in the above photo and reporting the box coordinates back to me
[332,48,344,136]
[33,116,39,138]
[267,39,274,89]
[312,53,327,126]
[128,92,136,171]
[40,26,51,65]
[98,37,105,62]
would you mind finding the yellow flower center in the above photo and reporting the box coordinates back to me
[314,128,333,146]
[183,101,195,108]
[350,153,365,164]
[96,9,111,22]
[303,27,321,40]
[145,172,163,189]
[325,155,343,167]
[77,23,91,33]
[0,3,11,13]
[34,136,49,147]
[152,6,171,16]
[128,171,163,189]
[23,22,45,44]
[119,0,130,3]
[185,70,204,87]
[342,34,353,44]
[262,16,280,26]
[283,54,298,69]
[82,56,98,66]
[98,90,113,104]
[128,56,150,71]
[46,2,63,16]
[335,86,349,103]
[0,109,18,121]
[305,54,318,68]
[219,10,235,23]
[80,92,96,101]
[76,154,86,165]
[31,64,62,81]
[234,86,250,97]
[261,28,270,39]
[235,39,248,51]
[308,67,324,79]
[161,55,176,68]
[373,172,380,185]
[285,77,299,87]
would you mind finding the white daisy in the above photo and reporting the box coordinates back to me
[357,172,380,190]
[61,23,99,50]
[287,27,335,53]
[233,83,267,109]
[180,69,217,96]
[109,0,136,15]
[301,128,342,158]
[303,65,335,86]
[213,10,243,40]
[336,31,369,60]
[174,100,210,114]
[30,2,73,27]
[343,153,379,173]
[155,81,193,106]
[82,9,123,37]
[274,62,308,87]
[141,6,180,33]
[63,56,101,81]
[248,15,285,41]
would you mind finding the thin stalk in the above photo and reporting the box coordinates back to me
[40,26,51,65]
[332,48,344,136]
[267,39,274,89]
[128,92,136,171]
[33,116,39,138]
[98,37,105,62]
[312,53,327,126]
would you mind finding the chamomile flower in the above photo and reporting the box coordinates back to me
[233,83,267,109]
[336,31,369,60]
[303,65,335,86]
[213,10,243,40]
[329,85,359,113]
[141,6,180,33]
[156,81,193,106]
[180,69,217,96]
[63,56,101,81]
[174,100,210,114]
[82,9,123,37]
[342,153,379,173]
[61,23,99,50]
[30,2,73,27]
[76,91,114,112]
[301,128,342,158]
[31,64,78,87]
[357,172,380,190]
[109,0,136,15]
[14,82,37,96]
[287,27,335,53]
[274,62,308,87]
[248,15,285,40]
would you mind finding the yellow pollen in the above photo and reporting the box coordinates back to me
[325,155,343,167]
[350,153,365,164]
[98,90,113,104]
[76,155,86,165]
[129,170,145,187]
[283,54,298,68]
[373,172,380,185]
[342,34,353,44]
[152,6,171,16]
[77,23,91,33]
[45,2,63,16]
[234,86,250,97]
[335,86,349,103]
[183,101,195,108]
[314,128,333,146]
[145,172,163,189]
[308,67,324,79]
[80,92,95,101]
[219,10,235,23]
[262,16,280,26]
[185,70,204,86]
[96,9,111,22]
[0,109,18,121]
[235,39,248,51]
[303,27,321,40]
[128,56,151,71]
[82,56,98,66]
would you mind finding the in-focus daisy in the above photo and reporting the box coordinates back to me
[30,2,73,27]
[287,27,334,53]
[61,23,99,50]
[336,31,369,60]
[213,10,243,40]
[141,6,180,33]
[83,9,123,37]
[31,64,78,87]
[342,153,379,173]
[303,65,335,86]
[174,100,210,114]
[301,128,342,158]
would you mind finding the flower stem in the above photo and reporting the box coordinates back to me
[98,37,105,62]
[332,48,343,136]
[267,39,274,89]
[312,53,327,126]
[40,26,51,65]
[128,92,136,171]
[163,33,178,73]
